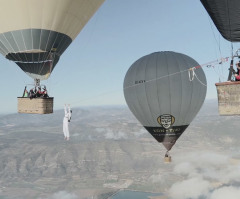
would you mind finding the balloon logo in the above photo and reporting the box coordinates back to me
[157,114,175,129]
[123,51,207,157]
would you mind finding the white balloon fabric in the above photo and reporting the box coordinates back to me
[0,0,105,80]
[124,51,207,151]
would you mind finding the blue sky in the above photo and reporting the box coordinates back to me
[0,0,238,114]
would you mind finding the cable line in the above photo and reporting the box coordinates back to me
[66,56,230,107]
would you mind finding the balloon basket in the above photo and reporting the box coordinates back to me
[215,81,240,115]
[164,156,172,163]
[17,97,53,114]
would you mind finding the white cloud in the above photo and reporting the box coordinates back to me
[172,151,235,183]
[132,129,147,137]
[210,186,240,199]
[169,176,210,199]
[95,128,105,133]
[38,191,78,199]
[104,129,127,140]
[167,151,240,199]
[96,127,146,139]
[174,162,196,176]
[174,151,229,168]
[149,174,165,183]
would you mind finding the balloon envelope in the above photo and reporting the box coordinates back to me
[0,0,105,80]
[201,0,240,42]
[124,51,207,151]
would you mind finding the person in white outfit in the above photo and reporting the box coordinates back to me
[63,104,72,140]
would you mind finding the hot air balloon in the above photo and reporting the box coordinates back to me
[123,51,207,161]
[201,0,240,115]
[0,0,105,114]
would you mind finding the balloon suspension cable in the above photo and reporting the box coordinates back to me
[165,151,170,157]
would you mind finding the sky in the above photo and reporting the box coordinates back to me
[0,0,239,114]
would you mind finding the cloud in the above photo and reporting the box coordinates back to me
[149,174,166,183]
[174,162,197,176]
[177,151,240,184]
[167,151,240,199]
[209,186,240,199]
[132,129,147,137]
[169,176,210,199]
[96,127,147,139]
[172,151,240,184]
[95,127,128,140]
[38,191,78,199]
[104,129,127,140]
[95,128,105,133]
[174,151,229,168]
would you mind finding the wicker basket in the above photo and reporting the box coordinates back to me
[164,156,172,163]
[215,81,240,115]
[18,97,54,114]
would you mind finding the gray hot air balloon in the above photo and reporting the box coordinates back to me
[0,0,105,81]
[124,51,207,159]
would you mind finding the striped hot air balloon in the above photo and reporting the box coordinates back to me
[0,0,105,81]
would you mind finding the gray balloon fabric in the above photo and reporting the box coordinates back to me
[201,0,240,42]
[123,51,207,151]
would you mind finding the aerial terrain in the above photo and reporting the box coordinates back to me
[0,99,240,199]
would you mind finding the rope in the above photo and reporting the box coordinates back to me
[188,67,197,81]
[69,89,120,106]
[124,69,189,90]
[124,58,229,90]
[211,64,225,82]
[68,57,230,107]
[188,67,207,87]
[188,67,195,81]
[208,15,222,57]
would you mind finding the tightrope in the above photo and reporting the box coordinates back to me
[124,57,229,90]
